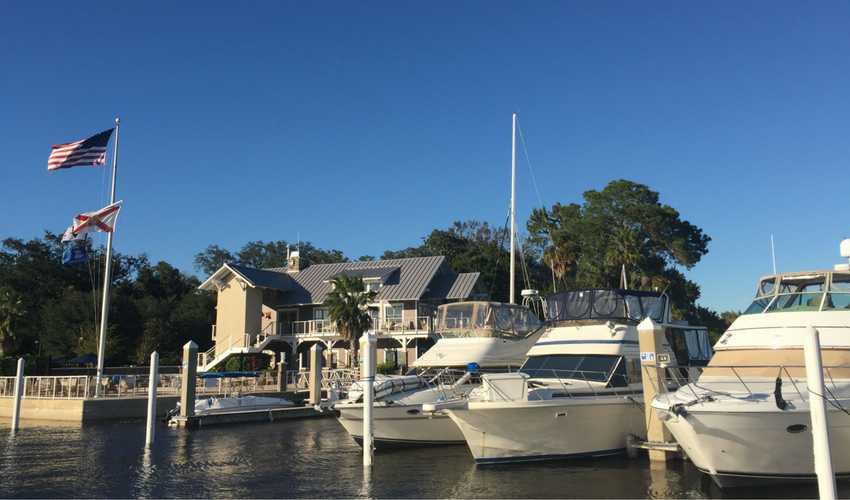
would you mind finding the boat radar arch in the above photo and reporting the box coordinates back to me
[836,239,850,270]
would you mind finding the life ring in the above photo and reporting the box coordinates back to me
[172,378,182,390]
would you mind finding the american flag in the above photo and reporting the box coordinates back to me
[47,128,114,172]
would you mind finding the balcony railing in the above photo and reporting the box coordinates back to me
[270,316,434,338]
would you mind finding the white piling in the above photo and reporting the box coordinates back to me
[308,344,323,406]
[11,358,25,431]
[145,351,159,446]
[361,332,376,467]
[803,325,837,499]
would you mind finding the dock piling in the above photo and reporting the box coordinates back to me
[803,325,837,499]
[180,341,198,418]
[145,351,159,446]
[11,358,24,431]
[361,332,376,467]
[309,344,323,406]
[637,318,674,462]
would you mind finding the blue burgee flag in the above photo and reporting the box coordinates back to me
[62,247,87,265]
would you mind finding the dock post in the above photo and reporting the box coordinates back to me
[11,358,24,431]
[637,318,673,462]
[803,325,837,499]
[145,351,159,446]
[180,341,198,417]
[361,332,376,467]
[309,344,323,405]
[278,353,287,392]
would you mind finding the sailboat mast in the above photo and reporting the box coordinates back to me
[94,118,119,397]
[510,113,516,304]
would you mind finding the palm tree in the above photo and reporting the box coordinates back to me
[0,286,27,356]
[606,227,646,289]
[323,274,377,366]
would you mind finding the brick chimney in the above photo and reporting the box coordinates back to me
[287,251,309,272]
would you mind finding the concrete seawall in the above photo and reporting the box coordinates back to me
[0,391,305,422]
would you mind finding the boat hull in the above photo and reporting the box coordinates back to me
[446,396,646,463]
[194,396,294,415]
[335,403,465,446]
[653,397,850,487]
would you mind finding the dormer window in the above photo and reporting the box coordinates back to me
[364,281,380,293]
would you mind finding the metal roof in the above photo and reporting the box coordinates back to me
[421,272,484,300]
[331,267,400,281]
[198,263,295,292]
[199,256,488,306]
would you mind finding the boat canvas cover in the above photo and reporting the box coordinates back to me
[346,374,427,402]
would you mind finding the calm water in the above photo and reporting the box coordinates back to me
[0,415,847,499]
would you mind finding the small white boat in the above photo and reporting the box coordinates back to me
[192,394,295,415]
[164,372,294,422]
[651,241,850,487]
[435,288,710,463]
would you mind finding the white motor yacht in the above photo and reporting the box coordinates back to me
[432,288,710,463]
[332,300,545,446]
[651,242,850,487]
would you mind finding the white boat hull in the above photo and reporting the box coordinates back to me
[653,394,850,487]
[446,396,646,463]
[335,403,465,446]
[194,395,294,415]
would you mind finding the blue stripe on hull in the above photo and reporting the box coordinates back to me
[475,447,627,464]
[534,340,640,347]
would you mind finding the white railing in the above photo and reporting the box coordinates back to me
[372,315,433,334]
[640,363,850,405]
[199,333,250,368]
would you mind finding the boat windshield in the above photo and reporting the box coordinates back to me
[434,301,541,339]
[545,289,667,324]
[743,272,850,314]
[519,354,630,387]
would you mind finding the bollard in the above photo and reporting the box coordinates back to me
[279,352,287,392]
[637,317,673,462]
[361,332,377,467]
[309,345,323,405]
[803,326,837,499]
[11,358,24,431]
[180,341,198,417]
[145,351,159,446]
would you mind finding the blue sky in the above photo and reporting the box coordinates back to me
[2,1,849,314]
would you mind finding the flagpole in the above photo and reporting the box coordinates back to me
[95,119,119,397]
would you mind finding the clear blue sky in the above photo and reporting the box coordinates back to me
[2,1,849,314]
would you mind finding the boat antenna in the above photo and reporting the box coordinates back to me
[771,235,777,274]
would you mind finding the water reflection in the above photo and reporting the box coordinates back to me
[135,447,155,499]
[0,416,847,499]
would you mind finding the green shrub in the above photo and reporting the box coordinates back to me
[376,360,397,375]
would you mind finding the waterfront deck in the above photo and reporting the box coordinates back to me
[0,369,342,422]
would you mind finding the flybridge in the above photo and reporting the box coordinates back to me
[545,289,669,325]
[744,270,850,314]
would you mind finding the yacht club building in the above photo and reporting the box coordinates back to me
[197,252,488,372]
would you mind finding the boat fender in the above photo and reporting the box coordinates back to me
[774,377,789,410]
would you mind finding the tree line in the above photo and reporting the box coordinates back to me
[0,179,738,374]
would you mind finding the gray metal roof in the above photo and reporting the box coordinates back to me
[421,272,483,300]
[227,264,296,291]
[332,267,400,281]
[199,256,487,306]
[198,263,296,292]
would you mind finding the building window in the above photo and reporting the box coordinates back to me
[364,282,380,293]
[386,305,403,329]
